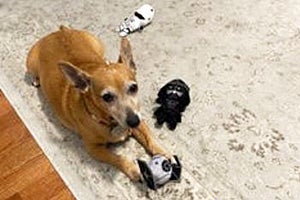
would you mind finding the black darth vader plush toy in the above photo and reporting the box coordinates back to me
[154,79,190,130]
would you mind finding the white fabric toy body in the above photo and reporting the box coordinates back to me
[137,155,181,190]
[117,4,155,37]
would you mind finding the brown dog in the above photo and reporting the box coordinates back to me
[26,26,170,181]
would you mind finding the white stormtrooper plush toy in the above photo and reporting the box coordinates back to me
[137,155,181,190]
[116,4,155,37]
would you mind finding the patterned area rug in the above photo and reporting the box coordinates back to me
[1,0,300,199]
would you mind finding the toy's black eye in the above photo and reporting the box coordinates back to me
[102,93,115,103]
[128,84,138,94]
[162,160,171,172]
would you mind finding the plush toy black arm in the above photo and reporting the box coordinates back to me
[137,160,156,190]
[154,106,166,125]
[167,120,177,130]
[156,85,168,104]
[179,92,190,112]
[155,97,162,104]
[170,155,181,181]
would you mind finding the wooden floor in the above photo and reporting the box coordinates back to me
[0,90,75,200]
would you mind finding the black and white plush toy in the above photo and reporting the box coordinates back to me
[116,4,155,37]
[154,79,190,130]
[137,155,181,190]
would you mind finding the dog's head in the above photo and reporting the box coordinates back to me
[59,38,141,128]
[157,79,190,111]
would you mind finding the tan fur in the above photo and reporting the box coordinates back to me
[26,26,170,181]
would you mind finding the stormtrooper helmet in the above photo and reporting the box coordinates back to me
[116,4,155,37]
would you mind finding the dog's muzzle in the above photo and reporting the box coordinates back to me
[126,110,140,128]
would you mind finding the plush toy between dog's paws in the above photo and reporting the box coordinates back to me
[137,155,181,190]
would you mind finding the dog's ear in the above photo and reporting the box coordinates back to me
[118,37,136,72]
[58,61,91,92]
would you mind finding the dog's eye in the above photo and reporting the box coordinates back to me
[102,93,115,103]
[128,84,138,94]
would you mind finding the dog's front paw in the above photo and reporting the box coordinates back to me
[153,150,173,161]
[125,163,141,182]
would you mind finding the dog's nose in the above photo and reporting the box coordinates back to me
[126,113,140,128]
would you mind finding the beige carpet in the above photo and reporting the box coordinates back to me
[1,0,300,199]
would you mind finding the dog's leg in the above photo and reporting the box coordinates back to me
[132,120,171,158]
[84,142,141,181]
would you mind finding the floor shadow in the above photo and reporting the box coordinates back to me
[23,72,34,86]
